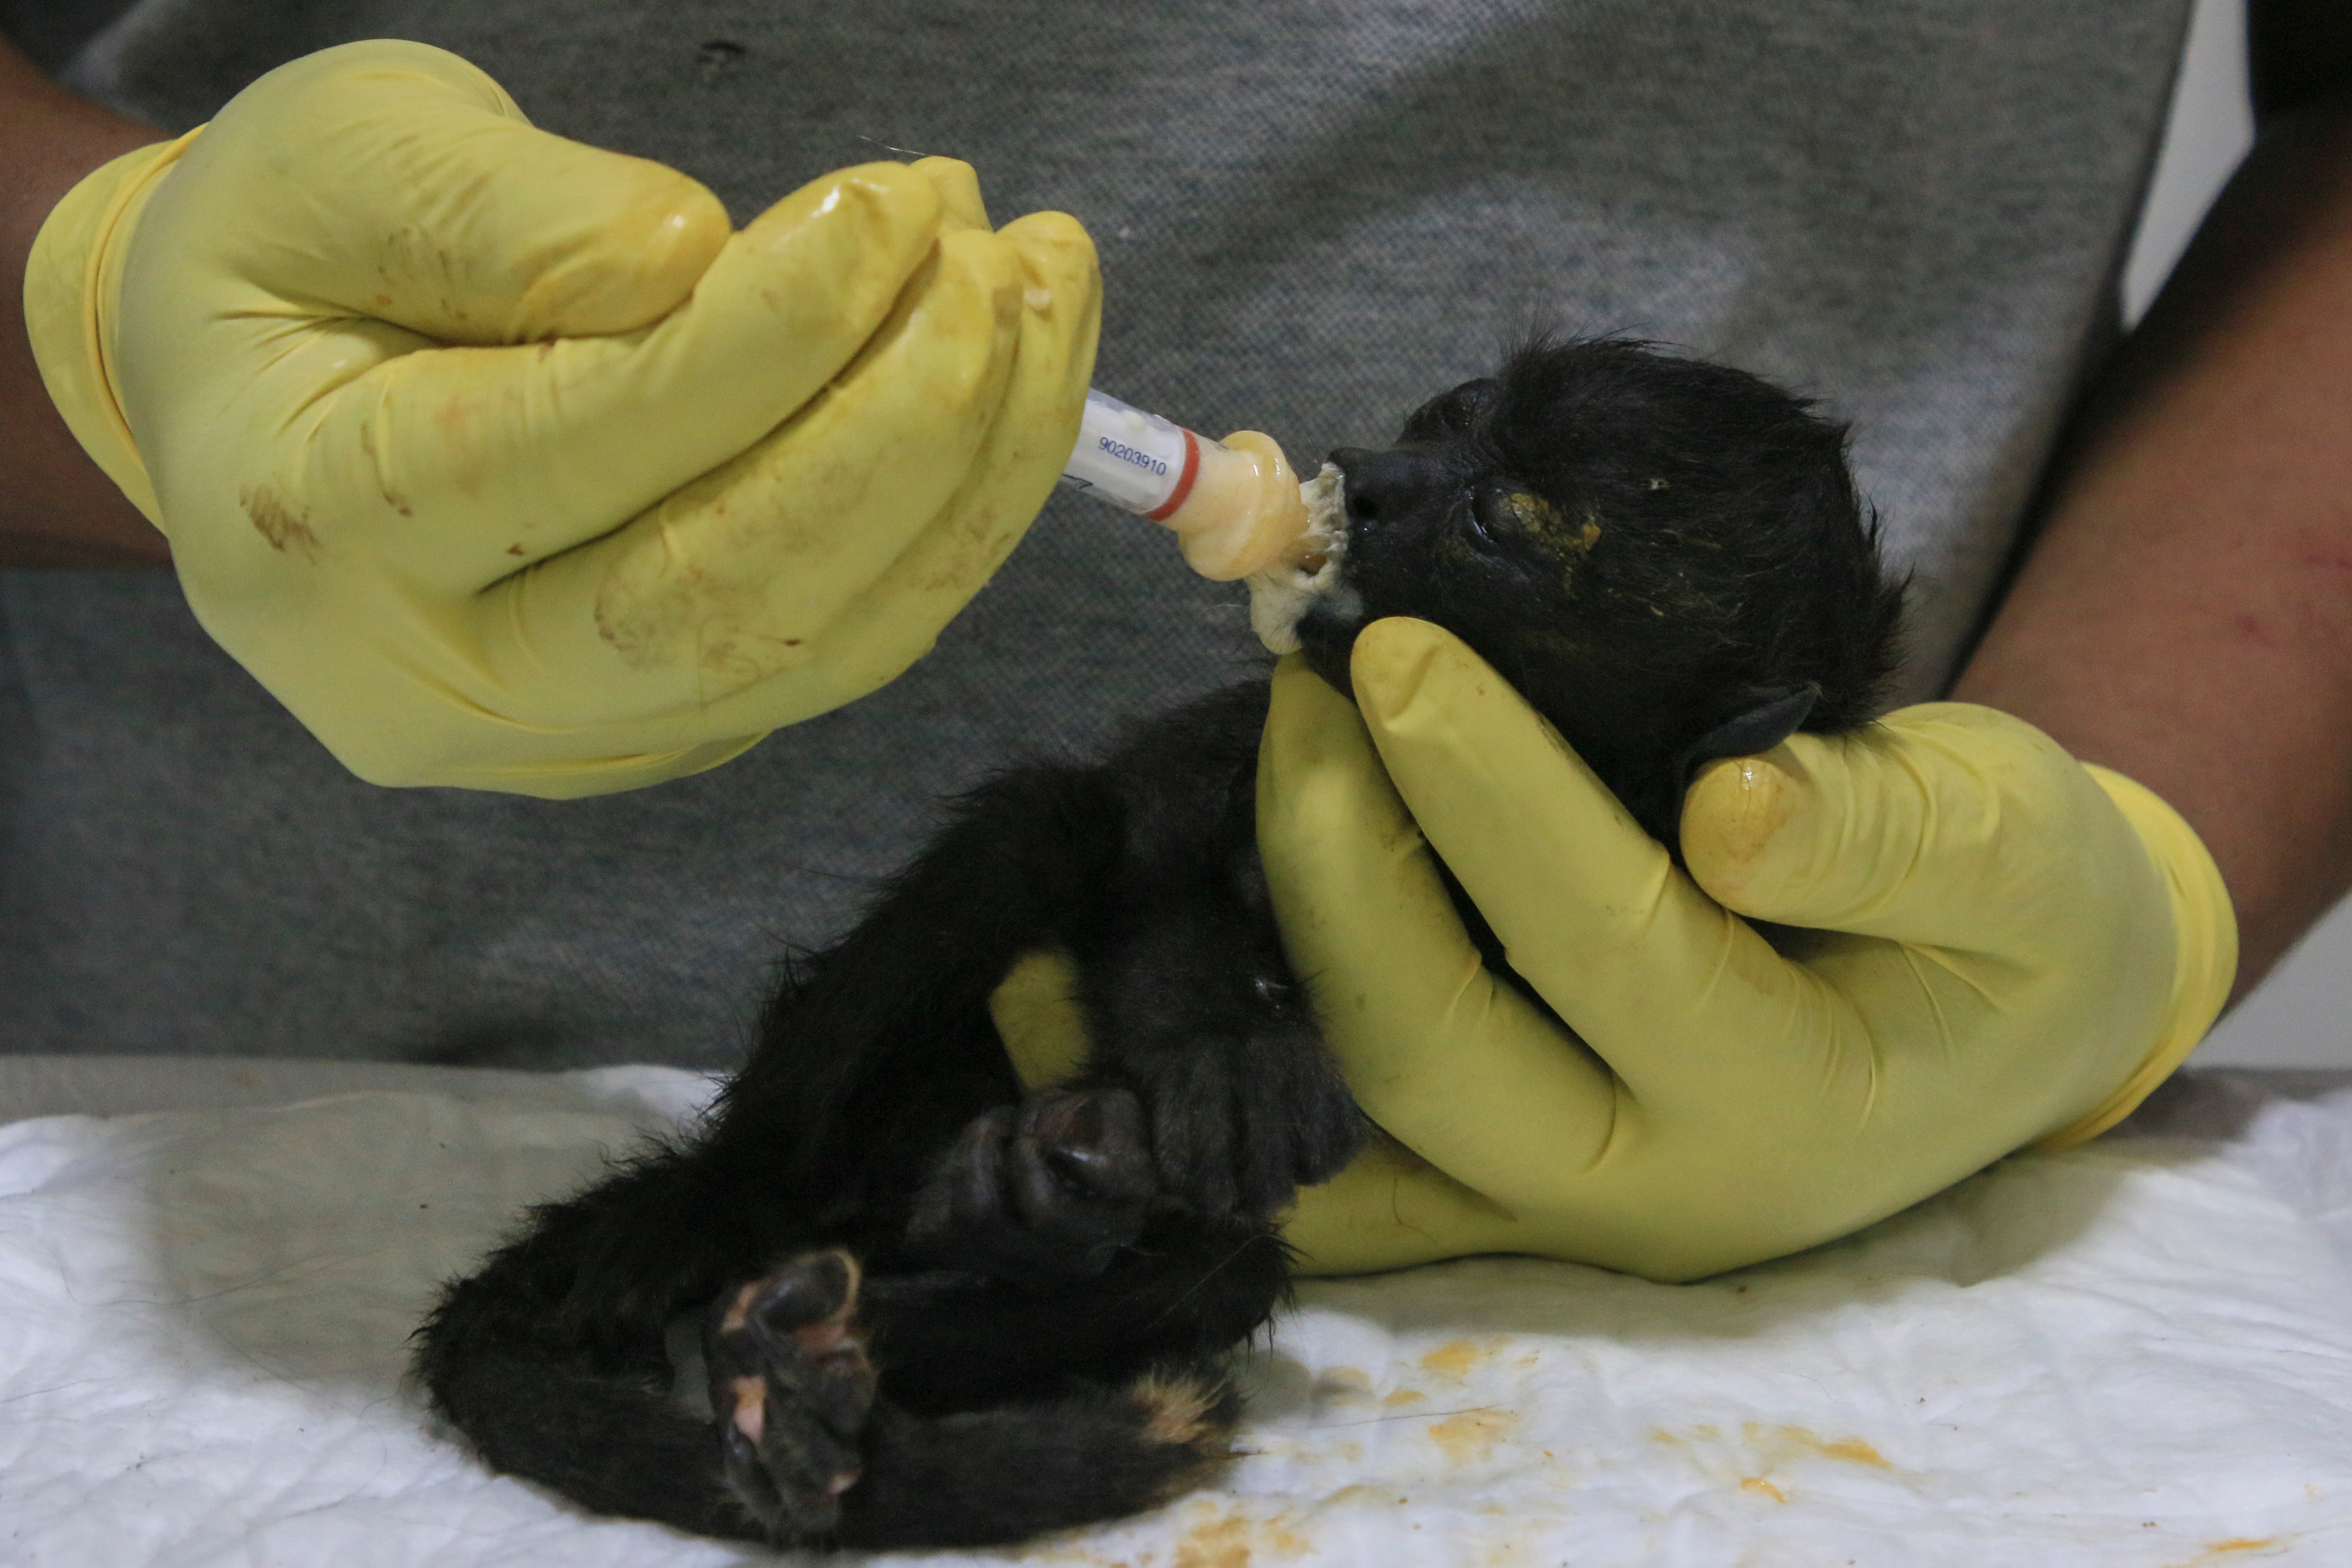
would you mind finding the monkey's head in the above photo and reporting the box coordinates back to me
[1295,337,1906,845]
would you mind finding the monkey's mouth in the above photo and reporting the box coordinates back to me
[1244,463,1352,655]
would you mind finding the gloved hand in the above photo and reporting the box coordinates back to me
[1255,619,2237,1281]
[23,40,1097,795]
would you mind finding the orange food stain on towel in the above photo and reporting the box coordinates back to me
[1170,1503,1311,1568]
[1427,1408,1517,1465]
[2153,1540,2287,1568]
[1742,1423,1891,1468]
[1651,1420,1898,1507]
[1419,1337,1503,1378]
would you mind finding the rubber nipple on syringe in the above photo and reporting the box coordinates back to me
[1058,389,1315,581]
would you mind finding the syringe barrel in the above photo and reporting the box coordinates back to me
[1059,387,1312,581]
[1057,388,1202,518]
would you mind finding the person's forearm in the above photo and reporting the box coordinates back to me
[1,35,169,566]
[1954,96,2352,1001]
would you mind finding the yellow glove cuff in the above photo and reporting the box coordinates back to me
[2033,765,2238,1148]
[23,130,202,528]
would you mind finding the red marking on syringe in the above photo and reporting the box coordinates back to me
[1146,427,1203,522]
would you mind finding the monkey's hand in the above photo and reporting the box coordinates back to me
[25,40,1096,795]
[1257,620,2236,1282]
[1095,1015,1368,1223]
[986,943,1367,1225]
[905,1089,1160,1282]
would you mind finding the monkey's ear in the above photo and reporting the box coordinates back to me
[1674,682,1820,786]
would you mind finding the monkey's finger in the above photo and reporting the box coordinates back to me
[1007,1126,1074,1238]
[1332,620,1864,1119]
[1009,1091,1112,1241]
[913,1106,1017,1240]
[1024,1088,1157,1208]
[1257,647,1625,1205]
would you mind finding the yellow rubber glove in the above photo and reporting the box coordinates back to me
[23,40,1097,795]
[1246,620,2236,1281]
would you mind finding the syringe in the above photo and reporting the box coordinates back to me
[1059,388,1322,582]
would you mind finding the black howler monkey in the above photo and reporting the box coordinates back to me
[414,338,1907,1550]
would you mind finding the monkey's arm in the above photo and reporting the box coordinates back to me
[1955,23,2352,1002]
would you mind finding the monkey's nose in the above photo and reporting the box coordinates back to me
[1330,446,1455,533]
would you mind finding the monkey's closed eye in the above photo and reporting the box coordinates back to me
[1466,483,1560,551]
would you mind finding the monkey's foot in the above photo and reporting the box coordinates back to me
[705,1251,879,1540]
[906,1088,1158,1282]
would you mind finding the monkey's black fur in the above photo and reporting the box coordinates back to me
[414,338,1907,1549]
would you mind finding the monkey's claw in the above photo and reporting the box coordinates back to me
[704,1250,879,1539]
[906,1087,1159,1282]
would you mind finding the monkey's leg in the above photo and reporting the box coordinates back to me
[701,764,1128,1212]
[505,763,1128,1416]
[420,1306,753,1538]
[427,928,1042,1389]
[413,1142,837,1539]
[411,1028,1033,1532]
[708,1250,1239,1550]
[418,767,1144,1535]
[509,769,1136,1315]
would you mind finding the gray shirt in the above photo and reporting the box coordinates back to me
[0,0,2190,1067]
